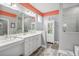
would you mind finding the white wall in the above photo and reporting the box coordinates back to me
[59,4,79,51]
[62,6,79,32]
[62,3,79,9]
[59,32,79,51]
[54,15,60,41]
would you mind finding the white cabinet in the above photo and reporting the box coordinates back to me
[24,38,30,56]
[24,34,42,56]
[0,31,42,56]
[0,41,24,56]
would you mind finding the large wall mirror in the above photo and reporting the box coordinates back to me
[62,5,79,32]
[16,16,22,34]
[7,16,22,35]
[24,15,36,33]
[0,13,36,37]
[0,18,8,36]
[24,16,31,32]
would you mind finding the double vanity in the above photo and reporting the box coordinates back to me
[0,31,43,56]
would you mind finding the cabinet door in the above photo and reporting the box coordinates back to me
[38,34,42,47]
[36,34,41,48]
[33,34,41,51]
[29,37,34,54]
[33,35,37,51]
[31,37,35,52]
[24,34,42,56]
[24,38,30,56]
[0,42,24,56]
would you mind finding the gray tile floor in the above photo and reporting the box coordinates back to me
[31,43,59,56]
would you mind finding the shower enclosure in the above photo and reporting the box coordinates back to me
[59,3,79,52]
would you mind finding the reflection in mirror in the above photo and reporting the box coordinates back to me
[48,22,53,34]
[16,16,22,33]
[24,15,36,33]
[9,19,16,34]
[24,16,31,32]
[31,17,36,31]
[0,19,8,36]
[31,22,36,30]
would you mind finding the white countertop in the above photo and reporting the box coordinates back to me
[0,31,43,48]
[16,31,42,38]
[0,37,23,48]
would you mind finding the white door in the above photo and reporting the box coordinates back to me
[47,20,54,43]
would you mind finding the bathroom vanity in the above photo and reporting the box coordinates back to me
[0,31,42,56]
[0,4,43,56]
[16,31,42,56]
[0,37,24,56]
[24,32,42,55]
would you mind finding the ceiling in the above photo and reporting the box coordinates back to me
[61,3,79,9]
[30,3,59,13]
[2,3,79,17]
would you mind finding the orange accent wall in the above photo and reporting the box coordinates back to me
[0,10,17,17]
[20,3,43,16]
[42,10,59,16]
